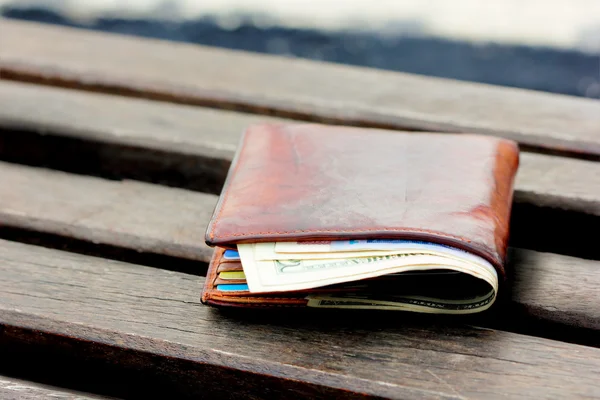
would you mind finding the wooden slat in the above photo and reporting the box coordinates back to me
[1,239,600,399]
[1,19,599,157]
[515,154,600,215]
[1,81,599,216]
[507,249,600,331]
[0,162,598,332]
[0,376,110,400]
[0,161,215,262]
[0,80,271,162]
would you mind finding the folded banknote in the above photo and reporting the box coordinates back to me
[233,240,498,313]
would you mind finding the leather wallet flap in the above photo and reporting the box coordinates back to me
[206,123,519,275]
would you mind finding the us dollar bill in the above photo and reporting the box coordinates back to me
[306,290,496,313]
[271,240,495,275]
[237,242,497,296]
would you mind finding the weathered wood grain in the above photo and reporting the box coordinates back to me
[515,153,600,215]
[507,249,600,331]
[0,162,216,262]
[1,239,599,399]
[0,162,598,332]
[0,376,111,400]
[0,81,274,162]
[1,81,599,216]
[1,19,599,157]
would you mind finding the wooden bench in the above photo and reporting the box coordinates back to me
[0,19,599,399]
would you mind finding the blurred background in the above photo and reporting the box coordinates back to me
[1,0,599,98]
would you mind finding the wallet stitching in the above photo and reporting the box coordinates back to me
[214,296,306,300]
[221,227,473,244]
[207,301,304,308]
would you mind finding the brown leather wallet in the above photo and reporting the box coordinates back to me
[202,123,519,310]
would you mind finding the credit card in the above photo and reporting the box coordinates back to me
[219,271,246,280]
[223,250,240,260]
[217,284,249,292]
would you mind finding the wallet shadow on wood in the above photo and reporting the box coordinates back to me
[210,306,489,335]
[209,274,600,349]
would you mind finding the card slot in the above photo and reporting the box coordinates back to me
[222,249,241,261]
[219,258,240,263]
[216,284,249,292]
[217,262,243,273]
[215,277,247,285]
[219,271,246,280]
